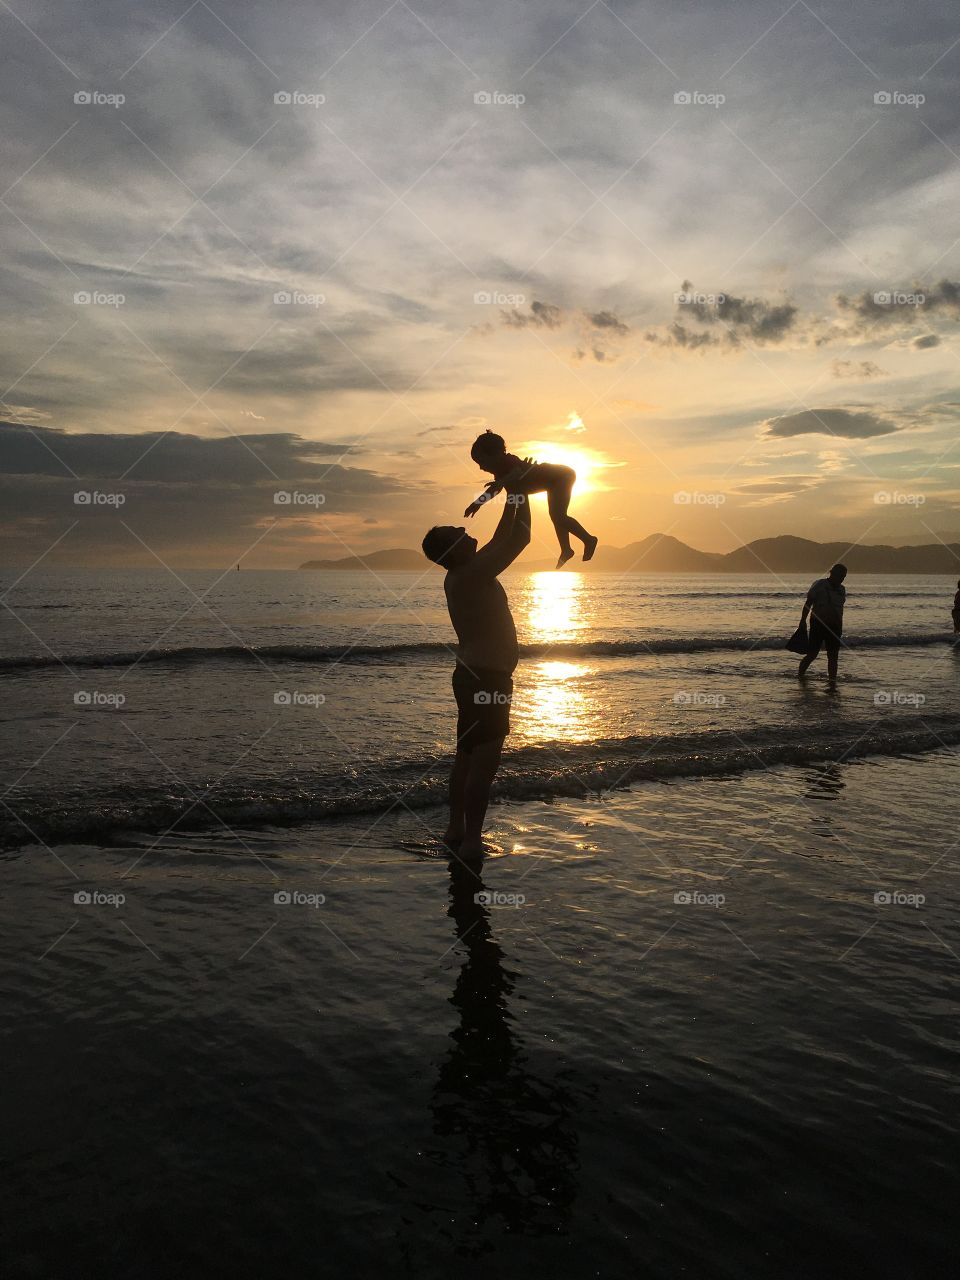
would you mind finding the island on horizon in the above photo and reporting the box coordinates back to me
[300,534,960,575]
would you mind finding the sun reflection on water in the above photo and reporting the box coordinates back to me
[525,570,586,642]
[517,573,597,741]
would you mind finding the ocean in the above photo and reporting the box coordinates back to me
[3,567,959,1276]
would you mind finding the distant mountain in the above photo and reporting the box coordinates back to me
[300,547,424,571]
[300,535,960,574]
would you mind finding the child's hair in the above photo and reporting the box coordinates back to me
[470,430,506,464]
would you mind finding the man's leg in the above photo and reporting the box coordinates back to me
[443,749,471,846]
[798,628,821,677]
[826,640,840,681]
[459,737,504,857]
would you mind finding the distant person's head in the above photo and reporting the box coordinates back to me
[422,525,477,569]
[471,430,507,471]
[828,563,847,584]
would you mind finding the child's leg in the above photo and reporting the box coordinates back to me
[547,485,575,564]
[548,482,597,563]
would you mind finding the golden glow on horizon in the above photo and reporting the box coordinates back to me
[518,440,619,498]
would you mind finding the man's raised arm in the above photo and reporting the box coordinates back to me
[473,460,532,576]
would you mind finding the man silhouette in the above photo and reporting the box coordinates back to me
[422,460,531,859]
[798,563,847,681]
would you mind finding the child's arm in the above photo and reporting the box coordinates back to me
[464,479,503,518]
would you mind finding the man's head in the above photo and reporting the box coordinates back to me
[422,525,477,568]
[470,430,506,468]
[828,563,847,584]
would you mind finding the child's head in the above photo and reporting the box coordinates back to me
[470,430,506,469]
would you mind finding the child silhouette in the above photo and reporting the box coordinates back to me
[465,431,598,569]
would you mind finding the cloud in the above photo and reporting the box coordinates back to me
[501,300,563,329]
[835,280,960,327]
[588,310,629,336]
[0,422,420,566]
[646,282,798,350]
[830,359,886,379]
[762,409,900,439]
[731,475,822,495]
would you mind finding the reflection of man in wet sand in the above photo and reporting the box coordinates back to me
[421,460,531,859]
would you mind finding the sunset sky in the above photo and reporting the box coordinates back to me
[2,0,960,567]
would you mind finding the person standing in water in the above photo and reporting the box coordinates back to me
[952,579,960,633]
[422,459,532,859]
[798,563,847,681]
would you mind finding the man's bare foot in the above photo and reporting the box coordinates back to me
[582,534,598,562]
[556,547,575,569]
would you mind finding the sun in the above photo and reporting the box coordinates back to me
[516,441,610,496]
